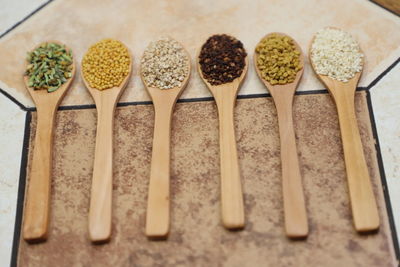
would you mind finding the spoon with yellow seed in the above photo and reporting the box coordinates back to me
[23,41,75,242]
[81,39,132,242]
[254,33,308,238]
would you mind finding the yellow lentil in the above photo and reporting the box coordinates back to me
[255,34,302,85]
[82,39,131,90]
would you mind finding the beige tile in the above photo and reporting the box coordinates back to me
[0,94,26,266]
[0,0,47,36]
[370,63,400,244]
[0,0,399,108]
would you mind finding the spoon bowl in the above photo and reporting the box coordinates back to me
[23,41,75,242]
[82,45,132,243]
[254,33,308,238]
[141,40,191,238]
[309,29,379,233]
[197,41,248,230]
[254,33,304,96]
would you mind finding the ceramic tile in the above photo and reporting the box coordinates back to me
[370,63,400,244]
[0,0,47,36]
[0,95,26,266]
[18,93,396,266]
[0,0,398,108]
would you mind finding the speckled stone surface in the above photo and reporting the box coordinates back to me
[18,92,396,266]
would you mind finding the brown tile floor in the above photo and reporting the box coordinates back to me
[18,92,396,266]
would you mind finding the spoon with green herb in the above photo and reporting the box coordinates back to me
[23,41,75,242]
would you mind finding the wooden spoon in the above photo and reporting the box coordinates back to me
[254,33,308,238]
[23,42,75,242]
[309,32,379,232]
[82,49,132,242]
[197,49,248,230]
[141,44,191,238]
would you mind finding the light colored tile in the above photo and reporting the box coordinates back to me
[0,0,47,36]
[370,63,400,244]
[0,0,399,107]
[0,94,26,266]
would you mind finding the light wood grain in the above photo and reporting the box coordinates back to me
[309,34,380,232]
[197,47,248,229]
[82,50,132,242]
[141,42,191,238]
[22,42,75,242]
[371,0,400,15]
[254,33,308,238]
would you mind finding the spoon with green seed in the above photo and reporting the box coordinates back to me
[23,41,75,242]
[254,33,308,238]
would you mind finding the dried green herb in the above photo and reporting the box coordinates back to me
[25,42,73,93]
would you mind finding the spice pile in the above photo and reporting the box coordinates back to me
[310,28,363,82]
[82,39,131,90]
[25,42,73,93]
[255,34,302,85]
[199,34,247,86]
[141,37,189,89]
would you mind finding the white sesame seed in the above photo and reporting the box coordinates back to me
[311,28,363,83]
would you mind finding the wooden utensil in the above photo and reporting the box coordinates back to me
[23,42,75,242]
[82,53,132,242]
[141,46,191,238]
[254,33,308,238]
[309,37,379,232]
[197,53,248,230]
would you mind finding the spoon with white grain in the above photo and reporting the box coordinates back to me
[140,37,191,238]
[309,27,379,233]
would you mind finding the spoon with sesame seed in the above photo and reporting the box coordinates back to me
[81,39,132,242]
[140,37,191,238]
[23,41,75,242]
[254,33,308,238]
[309,28,379,233]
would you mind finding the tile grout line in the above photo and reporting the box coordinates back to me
[0,0,55,39]
[365,90,400,261]
[22,87,370,112]
[0,89,28,111]
[10,111,31,267]
[367,57,400,90]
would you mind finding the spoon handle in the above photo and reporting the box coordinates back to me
[273,92,308,238]
[334,89,379,232]
[23,106,57,242]
[215,94,245,229]
[89,101,115,242]
[146,104,174,237]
